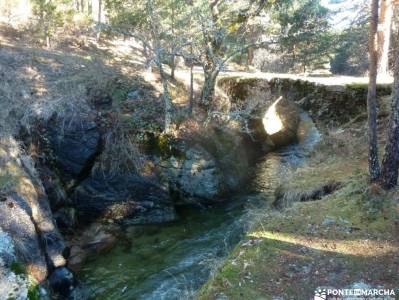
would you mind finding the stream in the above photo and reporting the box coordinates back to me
[79,113,320,300]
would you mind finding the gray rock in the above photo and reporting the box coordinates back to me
[46,116,101,183]
[157,127,251,205]
[40,166,69,210]
[0,250,30,300]
[48,267,75,298]
[0,141,67,283]
[179,147,223,201]
[159,146,225,204]
[322,216,336,226]
[0,193,48,282]
[71,171,176,224]
[127,90,141,99]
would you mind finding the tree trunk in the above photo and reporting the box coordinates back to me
[200,69,219,107]
[98,0,102,23]
[158,61,174,133]
[147,0,174,133]
[199,0,223,108]
[247,47,254,68]
[170,2,176,80]
[380,35,399,188]
[200,48,219,107]
[377,0,393,75]
[170,54,176,80]
[143,42,149,65]
[188,63,194,115]
[96,0,102,41]
[80,0,85,12]
[87,0,92,14]
[367,0,381,182]
[46,34,51,49]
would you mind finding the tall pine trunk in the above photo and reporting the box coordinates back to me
[380,34,399,188]
[367,0,381,182]
[377,0,393,75]
[96,0,102,41]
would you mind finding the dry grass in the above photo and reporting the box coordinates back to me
[94,123,145,176]
[0,32,95,136]
[0,22,168,175]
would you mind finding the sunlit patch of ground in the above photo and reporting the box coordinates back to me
[198,176,399,299]
[249,231,398,257]
[198,116,399,300]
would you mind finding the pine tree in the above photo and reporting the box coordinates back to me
[366,0,381,182]
[380,29,399,188]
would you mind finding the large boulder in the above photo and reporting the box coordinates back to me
[157,127,251,205]
[70,171,176,224]
[22,113,102,230]
[0,139,73,298]
[0,193,48,282]
[160,146,224,204]
[45,115,101,184]
[21,113,101,216]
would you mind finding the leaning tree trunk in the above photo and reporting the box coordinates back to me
[367,0,381,182]
[380,36,399,188]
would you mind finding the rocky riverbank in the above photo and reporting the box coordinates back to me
[198,77,399,299]
[0,60,394,299]
[0,67,303,298]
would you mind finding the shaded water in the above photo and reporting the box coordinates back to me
[79,113,320,300]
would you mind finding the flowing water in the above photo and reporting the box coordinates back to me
[79,113,320,300]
